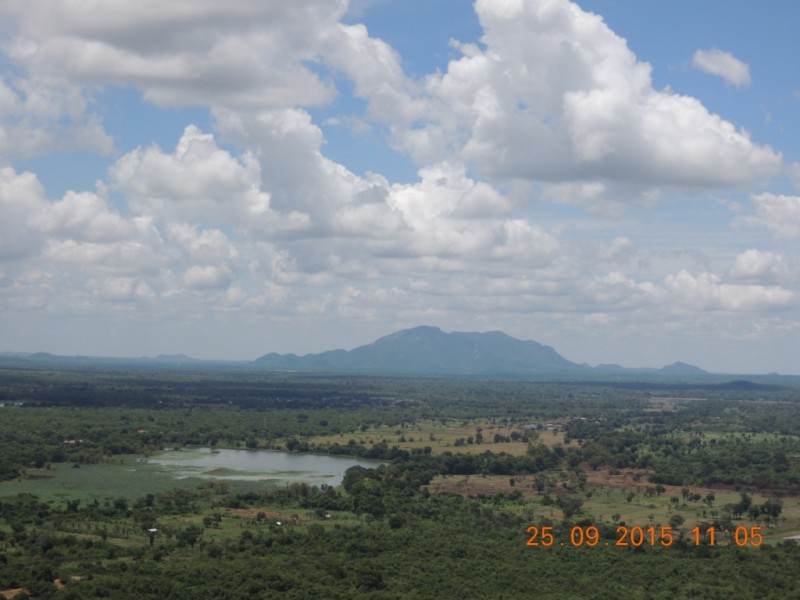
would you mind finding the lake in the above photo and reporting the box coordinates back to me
[144,447,384,485]
[0,448,384,501]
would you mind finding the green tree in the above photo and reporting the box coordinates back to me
[556,495,584,520]
[761,498,783,524]
[177,525,203,549]
[668,514,685,530]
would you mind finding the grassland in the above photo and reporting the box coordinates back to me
[0,458,277,504]
[308,417,575,457]
[430,470,800,543]
[307,414,800,544]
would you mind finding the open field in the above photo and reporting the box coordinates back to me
[430,470,800,543]
[308,417,575,456]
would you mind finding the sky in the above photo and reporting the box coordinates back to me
[0,0,798,374]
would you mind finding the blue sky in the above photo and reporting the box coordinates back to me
[1,0,798,373]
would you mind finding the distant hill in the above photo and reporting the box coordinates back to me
[7,327,792,383]
[658,361,708,376]
[254,325,584,375]
[147,354,201,365]
[255,325,648,376]
[0,352,221,371]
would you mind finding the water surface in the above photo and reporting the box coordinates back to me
[0,448,383,501]
[144,447,384,485]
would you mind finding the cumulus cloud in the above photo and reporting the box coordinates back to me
[398,0,779,192]
[665,269,792,311]
[0,166,172,317]
[595,273,662,311]
[728,249,789,283]
[212,106,556,274]
[28,191,134,243]
[0,75,114,160]
[183,265,234,290]
[0,0,349,109]
[320,21,424,124]
[2,111,562,321]
[212,108,362,225]
[693,48,751,87]
[0,0,797,369]
[383,164,558,269]
[1,0,782,191]
[0,167,48,259]
[110,124,312,236]
[0,0,376,159]
[597,236,636,263]
[742,193,800,237]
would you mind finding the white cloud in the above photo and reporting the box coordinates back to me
[112,126,260,215]
[599,274,662,310]
[1,0,349,109]
[0,0,797,371]
[321,22,423,124]
[665,269,792,311]
[183,265,233,290]
[110,124,312,236]
[91,277,139,302]
[743,193,800,237]
[692,48,751,87]
[728,249,789,283]
[385,162,558,262]
[598,236,636,263]
[168,225,238,263]
[0,0,374,159]
[0,167,48,259]
[0,74,113,160]
[2,0,781,192]
[0,174,180,325]
[212,108,358,224]
[398,0,779,192]
[28,191,134,243]
[2,111,564,320]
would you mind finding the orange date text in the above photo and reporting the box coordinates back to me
[526,525,674,548]
[526,525,764,548]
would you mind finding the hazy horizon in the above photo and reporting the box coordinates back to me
[2,324,798,376]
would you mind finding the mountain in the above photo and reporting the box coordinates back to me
[254,325,586,375]
[0,327,720,378]
[590,361,709,377]
[251,326,724,377]
[658,361,708,376]
[0,330,791,382]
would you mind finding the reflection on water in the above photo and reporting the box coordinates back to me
[144,447,384,486]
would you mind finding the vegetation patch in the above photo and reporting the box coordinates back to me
[1,369,799,596]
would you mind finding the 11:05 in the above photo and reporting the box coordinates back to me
[691,526,763,547]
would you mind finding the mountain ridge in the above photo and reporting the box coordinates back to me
[252,325,705,377]
[5,327,795,381]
